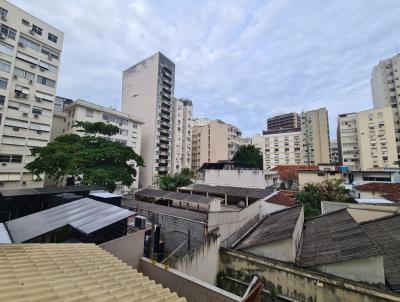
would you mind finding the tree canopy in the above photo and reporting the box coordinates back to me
[25,121,144,192]
[296,179,353,218]
[232,145,263,169]
[159,169,193,191]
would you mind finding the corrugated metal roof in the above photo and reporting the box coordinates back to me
[0,223,11,243]
[6,198,134,243]
[135,188,220,204]
[0,185,105,198]
[0,244,186,301]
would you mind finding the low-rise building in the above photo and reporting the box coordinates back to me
[297,165,343,189]
[354,183,400,202]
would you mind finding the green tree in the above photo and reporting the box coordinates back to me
[159,169,193,191]
[296,179,353,218]
[232,145,263,169]
[25,121,144,192]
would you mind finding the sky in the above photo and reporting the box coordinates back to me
[12,0,400,138]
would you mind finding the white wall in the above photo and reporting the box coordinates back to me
[203,169,273,188]
[243,238,293,262]
[261,201,287,216]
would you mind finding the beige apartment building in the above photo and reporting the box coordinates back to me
[171,98,192,174]
[371,54,400,158]
[338,107,398,170]
[49,99,143,189]
[0,0,63,189]
[300,108,330,165]
[266,112,300,133]
[191,118,248,170]
[122,52,175,187]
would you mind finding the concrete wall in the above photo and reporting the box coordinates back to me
[260,201,287,216]
[174,233,221,284]
[100,230,146,269]
[140,257,241,302]
[220,249,400,302]
[298,171,342,189]
[316,256,385,285]
[203,169,272,188]
[347,208,393,223]
[243,238,293,263]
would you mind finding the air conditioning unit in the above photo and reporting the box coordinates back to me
[134,215,146,229]
[1,163,6,166]
[39,67,44,72]
[0,33,4,39]
[22,94,27,98]
[0,181,4,186]
[36,98,41,102]
[30,64,36,69]
[12,127,19,132]
[22,112,28,117]
[13,74,17,79]
[29,29,35,35]
[29,79,33,84]
[48,55,52,61]
[22,181,26,185]
[18,41,24,47]
[34,114,39,118]
[37,130,42,134]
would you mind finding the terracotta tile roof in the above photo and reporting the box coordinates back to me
[382,192,400,203]
[355,183,400,195]
[271,165,319,181]
[265,191,296,207]
[0,244,186,302]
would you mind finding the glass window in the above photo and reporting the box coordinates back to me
[119,129,128,136]
[39,60,57,73]
[102,112,128,125]
[48,33,57,43]
[19,36,40,51]
[0,8,8,18]
[0,95,4,107]
[86,108,93,117]
[14,67,35,81]
[41,46,59,60]
[0,154,22,163]
[32,107,42,115]
[31,24,42,36]
[0,41,12,55]
[0,23,16,40]
[0,76,7,89]
[21,19,29,26]
[16,52,38,65]
[37,75,56,88]
[0,58,10,73]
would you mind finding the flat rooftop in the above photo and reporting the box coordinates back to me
[0,185,104,199]
[135,188,220,204]
[183,184,274,199]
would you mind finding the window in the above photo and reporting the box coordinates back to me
[119,129,128,136]
[102,112,128,125]
[39,61,57,73]
[48,33,57,43]
[0,41,12,55]
[19,36,40,51]
[13,67,35,81]
[86,108,93,117]
[0,77,7,89]
[0,24,16,39]
[0,154,22,163]
[0,95,4,107]
[16,51,38,65]
[31,24,42,36]
[0,58,10,73]
[21,19,30,26]
[41,46,59,60]
[0,8,8,18]
[32,107,42,115]
[37,75,56,88]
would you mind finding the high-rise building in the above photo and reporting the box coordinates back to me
[122,52,175,187]
[191,118,248,171]
[266,112,300,134]
[329,139,339,164]
[337,107,398,170]
[48,99,143,189]
[371,54,400,157]
[0,1,63,189]
[54,95,72,113]
[300,108,330,165]
[171,98,192,174]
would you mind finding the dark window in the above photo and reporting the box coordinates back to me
[0,7,8,18]
[0,154,22,163]
[48,33,57,43]
[31,24,43,36]
[0,95,4,106]
[0,24,16,40]
[21,19,30,26]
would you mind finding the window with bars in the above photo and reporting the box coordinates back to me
[31,24,42,36]
[0,23,16,39]
[48,33,58,43]
[19,36,40,51]
[0,154,22,163]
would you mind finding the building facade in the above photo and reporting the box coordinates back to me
[54,95,72,113]
[49,99,143,189]
[330,139,339,164]
[338,107,398,171]
[122,52,175,187]
[0,0,63,189]
[191,118,248,171]
[266,112,300,134]
[300,107,330,165]
[171,98,192,174]
[371,54,400,158]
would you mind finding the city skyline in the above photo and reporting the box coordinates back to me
[12,0,400,137]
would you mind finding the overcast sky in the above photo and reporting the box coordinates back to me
[13,0,400,137]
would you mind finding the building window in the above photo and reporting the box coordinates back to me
[0,154,22,163]
[86,108,93,117]
[39,61,57,73]
[0,77,7,89]
[0,41,12,56]
[32,107,42,115]
[19,36,40,51]
[0,58,10,73]
[0,24,16,40]
[119,129,128,136]
[21,19,30,26]
[0,8,8,18]
[41,46,59,60]
[14,67,35,81]
[16,51,38,65]
[31,24,43,36]
[48,33,58,43]
[37,75,56,88]
[0,95,4,107]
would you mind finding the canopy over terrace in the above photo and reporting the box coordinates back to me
[134,188,222,212]
[178,184,275,206]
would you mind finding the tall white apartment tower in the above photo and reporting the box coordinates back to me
[122,52,175,187]
[171,98,192,174]
[0,0,63,189]
[371,54,400,158]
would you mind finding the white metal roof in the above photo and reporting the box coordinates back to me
[355,198,394,204]
[0,223,12,243]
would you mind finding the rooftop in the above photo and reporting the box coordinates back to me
[265,191,297,207]
[298,209,383,268]
[355,183,400,194]
[361,215,400,292]
[135,188,221,205]
[187,184,274,199]
[0,244,185,301]
[5,198,134,243]
[271,165,319,181]
[0,185,104,199]
[235,205,303,250]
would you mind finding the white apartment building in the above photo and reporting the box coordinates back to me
[191,118,248,171]
[0,0,63,189]
[371,54,400,158]
[300,108,330,165]
[329,139,339,164]
[122,52,175,187]
[49,99,143,189]
[171,98,192,174]
[338,107,398,171]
